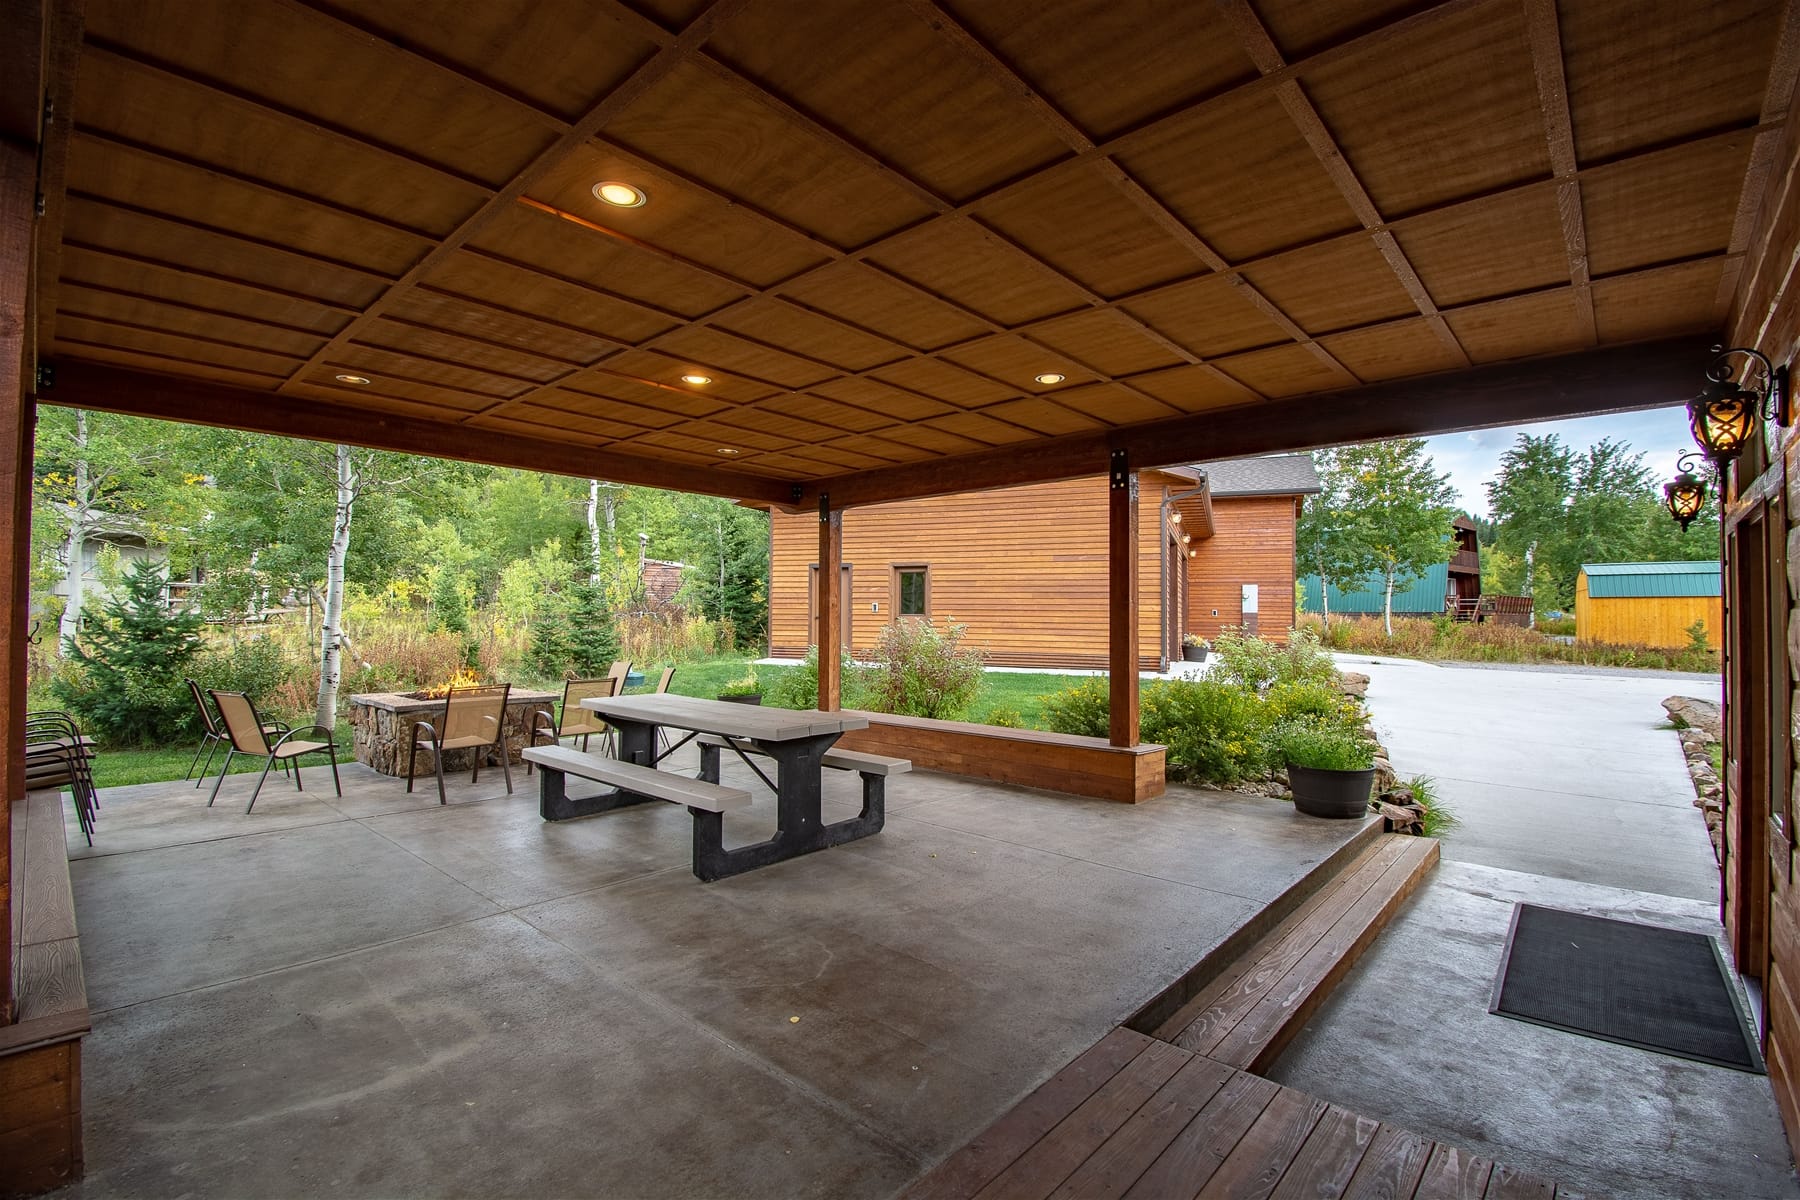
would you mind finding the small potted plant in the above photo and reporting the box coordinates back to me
[717,673,762,705]
[1182,634,1210,662]
[1274,720,1377,818]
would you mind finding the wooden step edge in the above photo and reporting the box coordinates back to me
[1126,816,1387,1039]
[1235,837,1440,1074]
[1153,835,1423,1051]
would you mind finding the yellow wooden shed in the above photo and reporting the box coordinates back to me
[1574,562,1722,649]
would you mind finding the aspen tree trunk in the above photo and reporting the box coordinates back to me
[586,479,602,584]
[1383,570,1396,637]
[314,445,356,730]
[1318,555,1332,632]
[57,411,90,653]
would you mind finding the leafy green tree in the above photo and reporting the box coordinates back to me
[680,497,769,643]
[55,559,204,745]
[1336,440,1458,635]
[1297,449,1379,630]
[1486,434,1573,605]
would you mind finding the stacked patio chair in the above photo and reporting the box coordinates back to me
[526,676,619,773]
[183,677,288,789]
[407,682,514,805]
[206,689,342,814]
[25,710,98,845]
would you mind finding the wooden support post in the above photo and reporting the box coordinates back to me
[1,135,35,1027]
[1108,449,1140,748]
[817,493,842,712]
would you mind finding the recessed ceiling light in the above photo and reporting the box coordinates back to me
[1035,372,1066,385]
[716,447,740,455]
[593,181,647,208]
[334,374,371,385]
[680,373,712,385]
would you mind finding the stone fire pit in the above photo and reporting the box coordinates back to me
[348,687,559,776]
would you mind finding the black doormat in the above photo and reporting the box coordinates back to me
[1489,903,1764,1074]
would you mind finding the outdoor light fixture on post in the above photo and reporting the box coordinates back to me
[1687,345,1790,471]
[1663,451,1708,532]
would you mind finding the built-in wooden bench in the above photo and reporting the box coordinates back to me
[520,746,750,812]
[3,789,89,1196]
[1146,833,1439,1072]
[903,1026,1565,1200]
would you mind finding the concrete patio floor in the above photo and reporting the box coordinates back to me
[60,748,1367,1198]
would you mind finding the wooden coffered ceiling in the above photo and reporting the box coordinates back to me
[21,0,1800,506]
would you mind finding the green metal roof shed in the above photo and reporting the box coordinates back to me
[1300,562,1449,616]
[1579,561,1721,599]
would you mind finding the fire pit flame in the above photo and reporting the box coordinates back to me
[415,667,484,700]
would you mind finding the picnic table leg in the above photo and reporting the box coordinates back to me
[688,733,884,881]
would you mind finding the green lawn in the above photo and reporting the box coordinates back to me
[91,721,356,790]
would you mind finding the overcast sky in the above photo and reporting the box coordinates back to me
[1420,405,1697,517]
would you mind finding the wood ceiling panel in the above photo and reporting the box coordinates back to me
[468,206,743,320]
[1127,364,1259,414]
[65,136,427,277]
[288,370,495,414]
[708,407,861,448]
[1119,275,1291,358]
[977,397,1107,436]
[943,0,1256,139]
[779,262,991,351]
[521,390,676,432]
[425,253,678,345]
[1302,1,1549,215]
[758,393,894,435]
[605,61,933,249]
[59,281,332,357]
[1114,90,1361,262]
[810,378,958,422]
[1027,310,1187,376]
[1215,344,1347,398]
[867,219,1093,326]
[1444,290,1588,363]
[52,339,289,391]
[327,0,655,122]
[1393,187,1568,307]
[316,346,526,401]
[579,350,771,405]
[646,420,794,454]
[1045,384,1178,426]
[1254,0,1432,61]
[1240,236,1418,334]
[1562,0,1777,162]
[879,421,987,456]
[63,200,385,310]
[85,0,556,187]
[708,0,1068,201]
[1582,137,1752,275]
[59,244,353,334]
[648,326,839,390]
[353,319,573,384]
[926,411,1038,446]
[566,374,736,420]
[75,53,483,238]
[468,408,623,443]
[531,143,832,289]
[57,316,302,377]
[938,335,1098,391]
[976,163,1202,297]
[282,380,499,423]
[827,433,937,463]
[1319,317,1470,382]
[386,289,619,364]
[869,358,1016,409]
[712,300,904,373]
[1592,259,1727,344]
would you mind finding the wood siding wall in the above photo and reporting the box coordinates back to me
[1186,496,1300,644]
[769,476,1166,670]
[1573,578,1722,649]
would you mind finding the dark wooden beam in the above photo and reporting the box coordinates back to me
[1108,451,1139,748]
[37,360,796,505]
[800,337,1718,510]
[817,498,842,712]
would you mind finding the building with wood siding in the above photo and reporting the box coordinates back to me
[1575,561,1722,649]
[1298,516,1486,620]
[767,455,1318,670]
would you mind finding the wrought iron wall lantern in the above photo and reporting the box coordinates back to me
[1663,451,1708,532]
[1688,345,1790,471]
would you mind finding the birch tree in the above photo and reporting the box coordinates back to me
[1296,449,1377,632]
[57,411,91,649]
[1336,441,1458,636]
[315,444,357,729]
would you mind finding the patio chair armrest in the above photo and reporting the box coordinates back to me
[528,708,556,742]
[273,724,336,749]
[410,720,439,748]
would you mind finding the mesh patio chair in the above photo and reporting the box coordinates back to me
[407,683,513,805]
[207,689,342,813]
[607,660,632,692]
[652,667,676,694]
[526,676,618,774]
[185,677,287,788]
[25,710,98,845]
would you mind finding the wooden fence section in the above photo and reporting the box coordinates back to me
[2,789,88,1195]
[903,1027,1566,1200]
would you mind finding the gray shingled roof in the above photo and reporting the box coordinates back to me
[1194,453,1321,497]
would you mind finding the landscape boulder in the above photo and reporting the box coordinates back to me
[1662,695,1722,740]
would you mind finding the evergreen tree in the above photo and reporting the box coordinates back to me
[526,581,621,678]
[55,559,205,745]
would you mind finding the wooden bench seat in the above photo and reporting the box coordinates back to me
[521,745,750,812]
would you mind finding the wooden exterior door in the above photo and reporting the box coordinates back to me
[1725,502,1780,995]
[808,563,853,653]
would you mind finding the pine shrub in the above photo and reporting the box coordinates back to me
[55,560,205,746]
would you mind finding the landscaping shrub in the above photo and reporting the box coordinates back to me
[1397,774,1460,838]
[617,611,721,664]
[982,705,1024,728]
[767,645,864,710]
[193,634,291,707]
[55,559,205,746]
[861,618,985,719]
[525,581,620,678]
[1142,678,1272,786]
[1210,626,1336,692]
[1263,679,1359,728]
[1303,614,1717,673]
[1269,719,1376,771]
[1536,615,1575,637]
[1040,677,1110,738]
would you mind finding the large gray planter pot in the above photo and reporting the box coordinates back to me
[1287,763,1376,819]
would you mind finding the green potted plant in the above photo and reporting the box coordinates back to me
[717,672,762,705]
[1274,720,1377,818]
[1182,633,1210,663]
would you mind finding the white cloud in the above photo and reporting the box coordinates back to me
[1421,407,1697,515]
